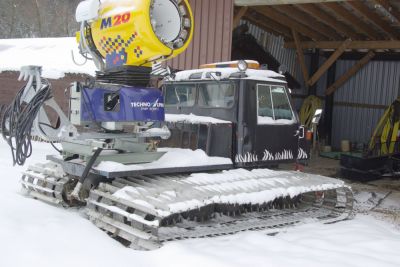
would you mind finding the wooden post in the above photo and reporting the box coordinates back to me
[325,51,375,95]
[307,38,351,87]
[324,62,336,146]
[233,6,248,28]
[292,29,309,87]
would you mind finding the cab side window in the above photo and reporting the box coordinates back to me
[257,84,294,124]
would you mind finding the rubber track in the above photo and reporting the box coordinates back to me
[21,162,69,205]
[86,171,354,250]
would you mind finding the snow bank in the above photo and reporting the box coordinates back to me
[95,148,232,172]
[165,113,231,124]
[1,139,400,267]
[0,37,96,79]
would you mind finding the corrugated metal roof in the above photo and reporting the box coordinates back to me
[241,21,297,80]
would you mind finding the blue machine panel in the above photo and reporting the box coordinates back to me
[81,86,165,122]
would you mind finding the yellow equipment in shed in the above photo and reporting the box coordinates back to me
[369,98,400,156]
[299,95,323,130]
[341,98,400,181]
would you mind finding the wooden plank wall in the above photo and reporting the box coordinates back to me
[168,0,234,70]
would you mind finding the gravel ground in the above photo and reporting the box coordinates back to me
[280,155,400,227]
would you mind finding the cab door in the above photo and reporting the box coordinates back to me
[236,81,304,166]
[255,83,303,164]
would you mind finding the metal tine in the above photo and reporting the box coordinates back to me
[128,175,189,194]
[88,199,159,228]
[100,183,171,211]
[90,217,160,251]
[113,178,154,194]
[90,189,161,217]
[21,181,55,194]
[124,177,171,194]
[149,175,217,197]
[87,210,158,240]
[22,172,63,186]
[113,178,190,205]
[135,175,218,201]
[112,180,130,189]
[150,173,298,199]
[28,190,62,205]
[112,180,155,198]
[98,182,122,194]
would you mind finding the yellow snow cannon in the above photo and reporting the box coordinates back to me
[75,0,194,70]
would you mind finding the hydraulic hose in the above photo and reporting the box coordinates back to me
[1,79,52,166]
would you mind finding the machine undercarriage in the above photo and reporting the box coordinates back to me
[21,161,353,250]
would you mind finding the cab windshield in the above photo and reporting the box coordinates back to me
[198,82,235,108]
[164,84,196,107]
[164,82,235,108]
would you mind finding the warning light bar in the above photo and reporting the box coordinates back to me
[200,60,260,70]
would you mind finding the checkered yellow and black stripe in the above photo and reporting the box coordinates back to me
[98,32,141,56]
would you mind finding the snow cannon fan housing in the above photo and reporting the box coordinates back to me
[76,0,194,70]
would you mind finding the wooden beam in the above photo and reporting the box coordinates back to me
[297,4,365,40]
[256,6,326,41]
[334,101,388,110]
[284,40,400,49]
[292,29,309,86]
[371,0,400,24]
[325,51,375,95]
[233,6,248,28]
[322,51,400,61]
[271,5,342,40]
[320,2,382,40]
[347,1,399,39]
[307,38,351,87]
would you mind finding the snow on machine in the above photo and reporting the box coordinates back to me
[1,0,354,250]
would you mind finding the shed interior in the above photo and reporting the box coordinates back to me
[232,0,400,150]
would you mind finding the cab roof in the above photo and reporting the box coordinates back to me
[168,67,286,84]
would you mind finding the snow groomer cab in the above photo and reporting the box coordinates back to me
[161,60,310,168]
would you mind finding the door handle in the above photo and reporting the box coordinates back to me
[294,126,305,139]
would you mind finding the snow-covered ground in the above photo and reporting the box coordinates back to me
[1,140,400,267]
[0,37,95,79]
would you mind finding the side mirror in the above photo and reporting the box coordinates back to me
[312,109,323,125]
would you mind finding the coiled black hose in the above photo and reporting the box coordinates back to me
[1,79,52,166]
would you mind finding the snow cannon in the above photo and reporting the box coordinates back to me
[75,0,194,71]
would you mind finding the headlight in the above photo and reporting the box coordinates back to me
[238,60,248,72]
